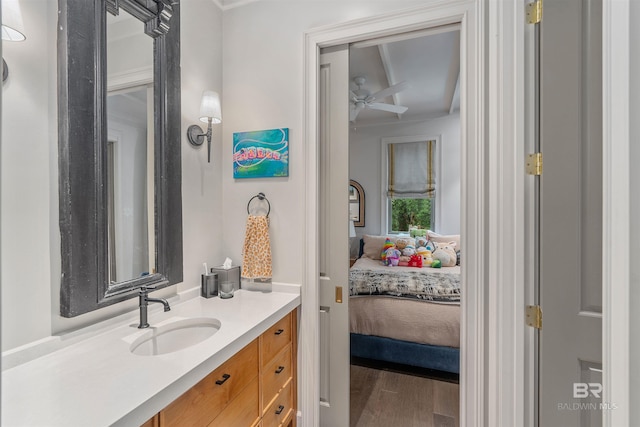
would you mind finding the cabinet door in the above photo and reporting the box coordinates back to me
[161,339,259,426]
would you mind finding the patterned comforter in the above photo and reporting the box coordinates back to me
[349,257,460,304]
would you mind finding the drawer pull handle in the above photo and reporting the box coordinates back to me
[274,328,285,335]
[275,405,285,415]
[275,366,285,374]
[215,374,231,385]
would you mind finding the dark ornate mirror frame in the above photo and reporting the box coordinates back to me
[58,0,183,317]
[349,180,365,227]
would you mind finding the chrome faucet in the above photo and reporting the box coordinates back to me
[138,286,171,328]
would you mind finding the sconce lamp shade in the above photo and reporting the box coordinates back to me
[198,90,222,124]
[349,220,356,238]
[1,0,26,41]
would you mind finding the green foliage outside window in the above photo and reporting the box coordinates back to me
[391,198,433,232]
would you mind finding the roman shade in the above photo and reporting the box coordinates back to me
[387,140,435,198]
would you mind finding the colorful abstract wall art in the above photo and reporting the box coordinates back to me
[233,128,289,179]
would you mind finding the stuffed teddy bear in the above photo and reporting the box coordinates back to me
[383,247,401,266]
[432,241,457,267]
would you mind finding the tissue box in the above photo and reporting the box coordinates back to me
[210,265,241,292]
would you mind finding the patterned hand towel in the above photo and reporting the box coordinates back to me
[241,215,272,279]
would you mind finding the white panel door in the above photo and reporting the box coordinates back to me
[539,0,603,425]
[318,45,350,427]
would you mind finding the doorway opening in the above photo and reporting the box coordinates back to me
[304,3,491,426]
[346,27,462,427]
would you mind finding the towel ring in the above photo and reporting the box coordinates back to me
[247,192,270,217]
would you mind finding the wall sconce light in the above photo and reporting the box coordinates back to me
[187,90,222,163]
[2,0,27,84]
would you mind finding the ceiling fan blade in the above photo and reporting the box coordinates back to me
[367,102,408,114]
[350,104,364,121]
[369,81,409,101]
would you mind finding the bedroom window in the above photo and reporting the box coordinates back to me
[383,137,437,234]
[390,198,434,232]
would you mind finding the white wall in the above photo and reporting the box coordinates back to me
[630,0,640,419]
[1,0,56,351]
[0,0,426,353]
[221,0,424,285]
[349,113,461,239]
[1,0,223,352]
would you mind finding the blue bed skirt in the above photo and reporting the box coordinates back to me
[350,333,460,374]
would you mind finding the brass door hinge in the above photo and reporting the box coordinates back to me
[526,305,543,329]
[526,0,543,24]
[526,153,543,175]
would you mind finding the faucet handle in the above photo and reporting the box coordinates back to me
[139,284,158,294]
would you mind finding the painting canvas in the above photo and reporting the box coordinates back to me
[233,128,289,179]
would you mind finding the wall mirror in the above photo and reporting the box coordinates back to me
[349,180,365,227]
[58,0,183,317]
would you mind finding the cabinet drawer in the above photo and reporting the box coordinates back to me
[208,377,259,427]
[161,339,259,426]
[262,345,292,412]
[261,312,292,366]
[262,381,293,427]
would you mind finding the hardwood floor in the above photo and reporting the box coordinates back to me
[350,365,459,427]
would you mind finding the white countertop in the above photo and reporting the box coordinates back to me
[2,288,300,427]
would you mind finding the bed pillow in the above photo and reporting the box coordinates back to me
[428,232,461,255]
[362,234,397,260]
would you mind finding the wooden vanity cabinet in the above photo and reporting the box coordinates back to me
[260,312,296,427]
[153,309,297,427]
[160,339,260,427]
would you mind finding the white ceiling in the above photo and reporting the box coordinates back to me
[349,27,460,125]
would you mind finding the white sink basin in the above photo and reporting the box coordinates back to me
[130,317,221,356]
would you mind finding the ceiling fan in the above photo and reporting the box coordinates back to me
[349,76,409,121]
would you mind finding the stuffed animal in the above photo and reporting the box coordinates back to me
[415,236,428,248]
[408,254,423,268]
[424,239,437,253]
[432,241,457,267]
[384,247,401,266]
[416,247,433,266]
[410,228,427,238]
[402,244,416,257]
[395,237,413,251]
[380,238,395,262]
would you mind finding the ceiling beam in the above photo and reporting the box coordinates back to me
[446,32,461,115]
[377,43,403,120]
[449,70,460,115]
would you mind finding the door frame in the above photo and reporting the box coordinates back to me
[300,1,630,426]
[302,1,530,426]
[602,0,630,425]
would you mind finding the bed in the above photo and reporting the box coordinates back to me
[349,235,461,375]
